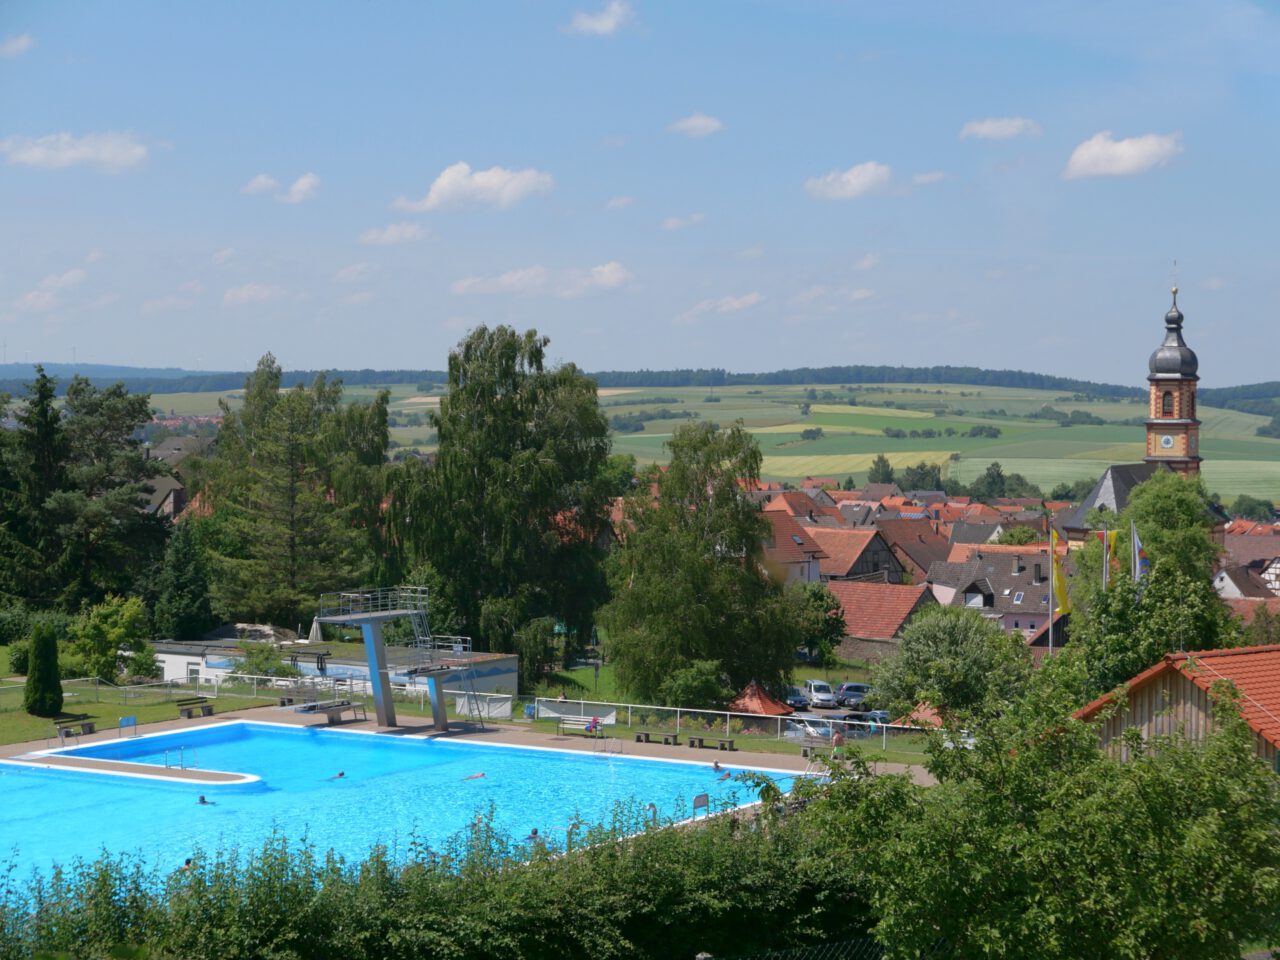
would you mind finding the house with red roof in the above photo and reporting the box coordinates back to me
[874,517,950,580]
[825,580,934,661]
[761,512,827,584]
[762,490,845,527]
[806,527,905,583]
[1075,644,1280,767]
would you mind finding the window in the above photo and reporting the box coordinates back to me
[1013,591,1024,604]
[1013,620,1020,629]
[1162,391,1174,415]
[1028,622,1036,631]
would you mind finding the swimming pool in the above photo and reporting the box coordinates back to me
[0,722,794,875]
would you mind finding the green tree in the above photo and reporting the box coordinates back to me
[205,358,374,626]
[870,606,1030,722]
[1230,493,1276,521]
[1121,470,1219,580]
[67,595,152,682]
[23,620,63,717]
[601,421,800,703]
[236,641,302,678]
[866,453,895,485]
[835,691,1280,958]
[968,460,1007,500]
[153,520,214,641]
[397,327,612,668]
[995,524,1039,545]
[786,581,845,663]
[598,453,637,498]
[657,659,734,708]
[1244,605,1280,646]
[1075,564,1237,699]
[897,461,942,491]
[1049,476,1098,501]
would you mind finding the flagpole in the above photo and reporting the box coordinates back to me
[1048,531,1055,657]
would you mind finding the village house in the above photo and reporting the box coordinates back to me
[825,580,934,662]
[806,527,905,583]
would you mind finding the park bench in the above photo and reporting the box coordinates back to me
[687,735,736,751]
[634,730,679,746]
[54,715,96,738]
[176,697,214,719]
[558,716,605,737]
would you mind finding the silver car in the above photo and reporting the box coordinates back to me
[803,679,837,709]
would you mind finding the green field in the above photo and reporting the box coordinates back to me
[148,380,1280,499]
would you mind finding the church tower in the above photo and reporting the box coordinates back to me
[1145,287,1201,475]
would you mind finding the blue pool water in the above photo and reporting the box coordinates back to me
[0,721,792,875]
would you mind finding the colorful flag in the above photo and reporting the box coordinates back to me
[1130,520,1150,581]
[1094,529,1118,589]
[1050,528,1071,615]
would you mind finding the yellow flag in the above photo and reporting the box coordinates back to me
[1050,528,1071,615]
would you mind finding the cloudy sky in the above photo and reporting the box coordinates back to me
[1,1,1277,385]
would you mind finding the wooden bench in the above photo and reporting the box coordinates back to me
[688,735,736,751]
[176,697,214,719]
[558,716,605,737]
[634,730,680,746]
[801,745,828,759]
[55,717,96,737]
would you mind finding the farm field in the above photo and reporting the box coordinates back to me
[145,380,1280,499]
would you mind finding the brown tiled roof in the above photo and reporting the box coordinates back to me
[763,490,845,525]
[876,518,950,573]
[762,512,827,565]
[826,580,932,641]
[1075,644,1280,749]
[806,528,879,578]
[1224,535,1280,567]
[1225,597,1280,625]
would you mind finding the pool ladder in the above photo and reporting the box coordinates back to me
[164,747,198,770]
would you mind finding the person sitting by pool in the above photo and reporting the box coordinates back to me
[463,772,485,780]
[713,759,722,772]
[557,690,567,701]
[584,716,601,734]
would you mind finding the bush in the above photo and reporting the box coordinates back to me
[0,604,31,646]
[24,620,63,717]
[7,640,28,676]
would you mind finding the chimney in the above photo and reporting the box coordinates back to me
[1012,554,1024,575]
[807,510,816,523]
[1034,561,1043,583]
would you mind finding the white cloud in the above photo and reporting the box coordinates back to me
[662,212,704,230]
[12,268,87,312]
[335,263,372,283]
[342,291,376,306]
[848,288,874,301]
[212,248,235,264]
[142,295,194,314]
[393,161,553,212]
[855,252,881,270]
[0,131,147,172]
[1064,130,1183,179]
[0,34,34,59]
[359,222,425,245]
[669,112,724,138]
[959,117,1042,140]
[560,261,631,298]
[606,195,633,209]
[677,291,763,324]
[794,285,873,307]
[451,265,548,295]
[1203,277,1226,291]
[804,161,891,200]
[277,172,320,204]
[223,283,284,306]
[912,171,945,185]
[739,244,764,259]
[240,173,278,195]
[564,0,633,35]
[85,249,105,263]
[179,279,205,294]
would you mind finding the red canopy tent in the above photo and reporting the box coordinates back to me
[726,680,794,716]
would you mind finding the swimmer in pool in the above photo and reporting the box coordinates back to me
[463,772,485,781]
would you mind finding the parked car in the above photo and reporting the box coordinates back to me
[803,679,837,709]
[785,687,810,711]
[835,682,871,707]
[842,709,891,727]
[784,718,833,740]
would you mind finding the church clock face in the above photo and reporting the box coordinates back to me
[1160,434,1175,450]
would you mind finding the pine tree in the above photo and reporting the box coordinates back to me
[154,521,214,640]
[867,453,895,484]
[23,620,63,717]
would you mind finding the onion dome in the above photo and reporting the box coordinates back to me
[1148,287,1199,379]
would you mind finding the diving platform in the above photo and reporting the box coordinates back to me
[314,587,454,729]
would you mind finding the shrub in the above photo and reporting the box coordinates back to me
[24,621,63,717]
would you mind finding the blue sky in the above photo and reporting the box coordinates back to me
[1,1,1276,385]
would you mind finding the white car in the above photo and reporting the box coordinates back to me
[803,679,837,709]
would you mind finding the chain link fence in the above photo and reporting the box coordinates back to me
[707,937,885,960]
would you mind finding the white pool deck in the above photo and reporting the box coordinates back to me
[0,703,935,785]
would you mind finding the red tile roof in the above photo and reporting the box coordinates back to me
[946,541,1062,564]
[763,490,844,524]
[762,512,827,565]
[726,680,794,716]
[803,476,841,489]
[1225,597,1280,625]
[806,528,879,578]
[1075,644,1280,749]
[826,580,932,641]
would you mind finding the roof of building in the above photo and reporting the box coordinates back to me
[1148,288,1199,380]
[806,527,883,578]
[1076,644,1280,748]
[947,541,1058,564]
[1225,597,1280,625]
[837,503,875,527]
[1216,563,1277,599]
[875,517,950,572]
[927,550,1054,619]
[144,475,185,513]
[1223,535,1280,567]
[826,580,932,641]
[949,520,1002,544]
[803,476,841,489]
[1059,462,1169,533]
[856,482,903,502]
[726,679,794,716]
[762,512,828,567]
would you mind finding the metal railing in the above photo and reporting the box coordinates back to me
[316,586,430,619]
